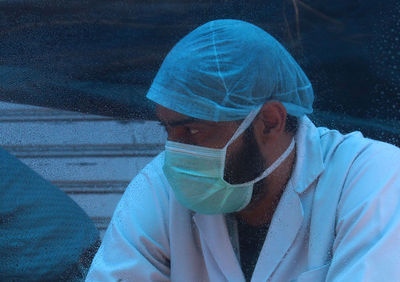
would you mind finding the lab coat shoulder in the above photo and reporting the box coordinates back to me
[323,134,400,281]
[86,152,172,282]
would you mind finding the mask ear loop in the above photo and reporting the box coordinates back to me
[220,105,295,186]
[223,105,263,150]
[247,138,294,185]
[221,105,263,176]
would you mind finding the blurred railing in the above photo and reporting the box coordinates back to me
[0,101,166,238]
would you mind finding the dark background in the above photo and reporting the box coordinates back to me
[0,0,399,145]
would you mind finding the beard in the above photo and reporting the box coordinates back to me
[223,124,269,208]
[223,124,266,184]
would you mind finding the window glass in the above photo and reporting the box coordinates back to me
[0,1,398,280]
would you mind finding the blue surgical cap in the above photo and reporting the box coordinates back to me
[146,19,314,121]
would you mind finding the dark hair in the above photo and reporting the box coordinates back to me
[285,114,298,135]
[236,115,299,136]
[235,114,298,135]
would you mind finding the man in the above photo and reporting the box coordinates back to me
[87,20,400,281]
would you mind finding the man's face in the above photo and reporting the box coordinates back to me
[157,105,267,186]
[156,105,242,148]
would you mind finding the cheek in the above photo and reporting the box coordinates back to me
[196,128,238,149]
[225,136,244,163]
[167,123,239,148]
[166,127,191,143]
[201,134,231,148]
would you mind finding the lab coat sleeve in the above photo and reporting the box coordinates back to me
[86,154,171,281]
[326,142,400,281]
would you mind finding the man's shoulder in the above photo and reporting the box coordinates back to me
[124,151,170,198]
[312,126,400,202]
[140,151,166,176]
[316,125,400,165]
[316,127,400,212]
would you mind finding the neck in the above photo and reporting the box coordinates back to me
[236,146,296,227]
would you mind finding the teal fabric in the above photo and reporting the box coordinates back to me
[147,19,314,121]
[0,147,99,281]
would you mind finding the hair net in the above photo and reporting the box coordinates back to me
[146,19,314,121]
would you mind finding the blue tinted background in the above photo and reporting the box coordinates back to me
[0,0,399,145]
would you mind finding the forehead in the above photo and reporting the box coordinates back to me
[156,105,192,122]
[155,105,240,127]
[156,105,214,126]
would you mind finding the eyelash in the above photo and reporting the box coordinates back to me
[158,122,199,135]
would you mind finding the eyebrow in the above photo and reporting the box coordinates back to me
[159,118,199,127]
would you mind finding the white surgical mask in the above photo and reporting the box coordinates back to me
[163,106,295,214]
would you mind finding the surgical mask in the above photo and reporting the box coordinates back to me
[163,106,295,214]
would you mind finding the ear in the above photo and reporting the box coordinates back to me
[253,101,287,143]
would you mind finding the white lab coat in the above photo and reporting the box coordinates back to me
[86,117,400,282]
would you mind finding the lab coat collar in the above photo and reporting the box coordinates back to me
[252,116,325,281]
[251,180,304,281]
[193,213,245,281]
[292,116,325,194]
[192,116,324,281]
